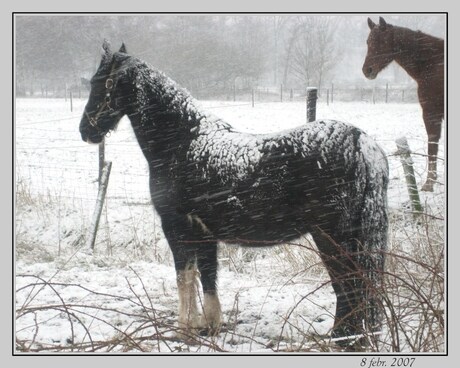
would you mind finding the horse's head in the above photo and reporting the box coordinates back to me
[80,40,130,144]
[362,17,395,80]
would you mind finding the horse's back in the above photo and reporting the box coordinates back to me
[184,119,388,243]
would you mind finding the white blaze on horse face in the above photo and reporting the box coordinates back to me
[177,267,200,331]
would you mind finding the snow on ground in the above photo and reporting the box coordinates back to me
[15,98,445,353]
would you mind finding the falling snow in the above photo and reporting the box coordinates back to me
[15,94,445,353]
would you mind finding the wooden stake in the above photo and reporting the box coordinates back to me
[395,137,423,217]
[306,87,318,123]
[99,140,105,185]
[86,161,112,252]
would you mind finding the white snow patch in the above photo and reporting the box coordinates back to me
[15,99,445,353]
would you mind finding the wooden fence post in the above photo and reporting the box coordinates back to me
[86,160,112,252]
[280,84,283,102]
[252,88,255,107]
[98,140,105,185]
[395,137,423,218]
[385,83,389,103]
[306,87,318,123]
[331,83,334,103]
[70,91,73,112]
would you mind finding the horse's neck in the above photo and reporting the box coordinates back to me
[135,69,187,114]
[393,27,443,81]
[127,65,201,158]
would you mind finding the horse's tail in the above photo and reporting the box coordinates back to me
[358,133,389,333]
[360,134,389,254]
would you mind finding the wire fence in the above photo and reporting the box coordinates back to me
[14,94,445,354]
[15,96,444,223]
[191,84,419,105]
[20,81,419,104]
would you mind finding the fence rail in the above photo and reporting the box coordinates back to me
[18,82,419,105]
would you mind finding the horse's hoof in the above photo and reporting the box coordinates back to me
[198,327,214,336]
[198,327,219,337]
[198,323,227,336]
[174,329,196,342]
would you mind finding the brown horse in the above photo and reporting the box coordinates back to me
[362,17,444,192]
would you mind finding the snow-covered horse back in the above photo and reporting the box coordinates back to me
[80,41,389,345]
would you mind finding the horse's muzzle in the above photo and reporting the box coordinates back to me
[80,121,104,144]
[362,65,377,80]
[83,133,104,145]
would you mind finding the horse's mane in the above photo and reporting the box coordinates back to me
[391,25,444,62]
[122,54,232,134]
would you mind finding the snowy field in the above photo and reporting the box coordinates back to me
[15,98,445,353]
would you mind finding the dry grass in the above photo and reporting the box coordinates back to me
[15,176,445,353]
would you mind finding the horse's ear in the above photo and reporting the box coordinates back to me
[101,39,113,62]
[119,43,127,53]
[379,17,387,30]
[368,17,376,30]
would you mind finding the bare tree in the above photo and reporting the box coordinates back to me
[289,16,341,91]
[270,15,292,85]
[314,17,342,93]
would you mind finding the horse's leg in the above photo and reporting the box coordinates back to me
[310,228,369,340]
[311,224,385,351]
[421,109,443,192]
[176,260,201,334]
[160,214,201,336]
[196,243,222,335]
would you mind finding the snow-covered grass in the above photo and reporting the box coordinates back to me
[15,98,445,353]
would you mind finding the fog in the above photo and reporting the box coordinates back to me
[15,14,445,98]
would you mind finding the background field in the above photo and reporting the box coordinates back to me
[15,97,445,353]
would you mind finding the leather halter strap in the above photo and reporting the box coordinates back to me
[85,63,118,131]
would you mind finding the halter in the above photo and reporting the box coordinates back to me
[85,64,118,134]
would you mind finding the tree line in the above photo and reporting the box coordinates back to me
[15,14,445,98]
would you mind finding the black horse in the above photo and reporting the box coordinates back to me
[80,41,389,343]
